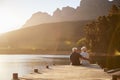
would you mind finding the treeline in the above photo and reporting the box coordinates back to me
[0,21,89,52]
[84,5,120,55]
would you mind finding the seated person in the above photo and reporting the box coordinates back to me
[80,46,90,65]
[70,47,89,66]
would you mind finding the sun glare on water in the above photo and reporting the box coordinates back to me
[108,0,113,2]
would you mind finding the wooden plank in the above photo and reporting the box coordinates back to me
[20,64,111,80]
[111,71,120,80]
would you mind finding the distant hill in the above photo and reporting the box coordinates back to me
[0,20,90,54]
[23,0,120,27]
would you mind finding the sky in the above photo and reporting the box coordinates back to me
[0,0,81,34]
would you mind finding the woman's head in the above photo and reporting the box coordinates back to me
[81,46,87,52]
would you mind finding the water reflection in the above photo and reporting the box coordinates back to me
[0,55,69,80]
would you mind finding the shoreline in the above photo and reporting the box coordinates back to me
[0,50,71,55]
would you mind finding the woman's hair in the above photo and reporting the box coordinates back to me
[81,46,87,52]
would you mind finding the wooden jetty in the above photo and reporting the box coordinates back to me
[15,64,113,80]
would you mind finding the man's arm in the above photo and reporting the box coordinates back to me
[80,54,89,61]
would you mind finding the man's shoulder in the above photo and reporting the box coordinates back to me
[70,52,81,56]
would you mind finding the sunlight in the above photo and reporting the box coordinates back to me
[115,50,120,56]
[0,0,80,34]
[0,26,19,34]
[0,9,25,34]
[0,17,22,34]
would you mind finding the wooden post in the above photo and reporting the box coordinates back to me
[46,65,49,69]
[53,64,55,66]
[34,69,38,73]
[104,68,108,72]
[12,73,19,80]
[112,75,117,80]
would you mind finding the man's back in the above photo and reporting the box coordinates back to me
[70,52,81,65]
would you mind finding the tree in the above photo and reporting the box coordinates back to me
[76,38,88,48]
[85,5,120,54]
[108,14,120,54]
[109,5,119,15]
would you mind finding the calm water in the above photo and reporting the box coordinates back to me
[0,55,69,80]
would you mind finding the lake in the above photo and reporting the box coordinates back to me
[0,55,69,80]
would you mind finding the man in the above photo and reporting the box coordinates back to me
[70,47,89,66]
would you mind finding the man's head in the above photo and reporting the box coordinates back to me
[72,47,78,53]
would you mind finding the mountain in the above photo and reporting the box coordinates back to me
[23,0,120,27]
[0,21,89,54]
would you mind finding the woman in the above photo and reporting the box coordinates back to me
[80,46,90,65]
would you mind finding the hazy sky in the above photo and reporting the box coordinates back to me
[0,0,81,33]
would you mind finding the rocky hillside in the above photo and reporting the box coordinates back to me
[23,0,120,27]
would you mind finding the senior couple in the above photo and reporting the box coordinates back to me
[70,46,90,66]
